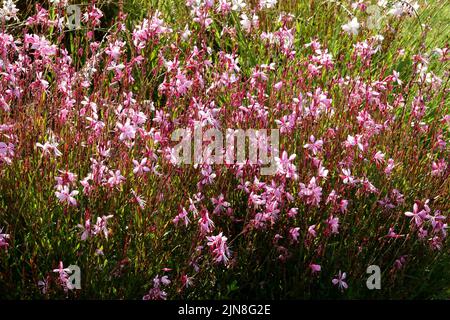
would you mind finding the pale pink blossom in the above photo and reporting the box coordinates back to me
[55,186,79,206]
[310,263,321,274]
[332,271,348,291]
[133,158,151,175]
[0,228,10,249]
[207,232,231,265]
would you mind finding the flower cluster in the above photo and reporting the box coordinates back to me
[0,228,9,249]
[0,0,448,299]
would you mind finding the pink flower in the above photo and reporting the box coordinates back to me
[418,227,428,239]
[116,119,136,141]
[0,0,19,21]
[299,177,322,206]
[404,203,427,227]
[55,186,79,206]
[133,158,151,175]
[159,275,171,286]
[174,70,192,95]
[198,208,214,234]
[332,271,348,291]
[429,210,446,230]
[52,261,73,291]
[275,151,297,179]
[289,227,300,242]
[387,227,404,239]
[310,263,321,274]
[36,138,62,158]
[181,274,194,288]
[327,215,340,234]
[317,162,329,179]
[24,34,57,57]
[55,170,77,187]
[435,134,447,151]
[93,215,114,239]
[143,275,171,300]
[217,0,232,13]
[308,225,317,238]
[384,158,395,176]
[77,218,91,241]
[38,278,49,294]
[107,170,126,187]
[82,5,103,26]
[173,207,190,227]
[206,232,231,265]
[211,194,231,215]
[431,159,447,176]
[200,165,216,186]
[80,175,94,195]
[287,207,298,218]
[344,134,364,151]
[275,114,296,134]
[274,81,283,91]
[105,40,125,61]
[0,142,14,158]
[392,70,403,85]
[193,9,213,28]
[326,190,338,205]
[340,168,356,185]
[132,12,171,49]
[131,190,146,209]
[394,256,407,270]
[0,228,10,249]
[303,135,323,155]
[373,151,385,165]
[339,199,349,213]
[361,178,379,195]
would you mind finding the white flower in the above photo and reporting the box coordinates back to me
[388,2,404,16]
[406,1,420,13]
[260,0,277,9]
[240,13,251,32]
[231,0,246,11]
[372,34,384,42]
[0,0,19,21]
[388,1,419,16]
[432,48,444,58]
[377,0,388,8]
[342,17,360,35]
[240,13,259,33]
